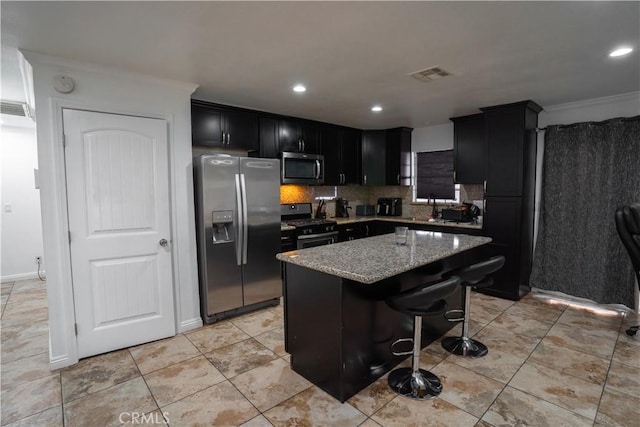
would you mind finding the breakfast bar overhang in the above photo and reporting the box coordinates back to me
[277,230,492,402]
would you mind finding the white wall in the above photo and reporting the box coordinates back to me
[21,51,201,369]
[0,124,45,280]
[412,122,453,152]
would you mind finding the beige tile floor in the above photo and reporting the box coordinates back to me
[1,278,639,426]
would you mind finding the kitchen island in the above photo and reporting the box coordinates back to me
[276,230,491,402]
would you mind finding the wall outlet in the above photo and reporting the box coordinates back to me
[35,256,41,264]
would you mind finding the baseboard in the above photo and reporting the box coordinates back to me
[49,353,77,370]
[1,271,45,282]
[179,317,203,333]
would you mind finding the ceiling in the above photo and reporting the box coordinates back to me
[1,1,638,129]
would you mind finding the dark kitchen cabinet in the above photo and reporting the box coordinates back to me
[478,100,542,300]
[386,127,412,186]
[321,125,361,185]
[362,130,386,186]
[337,222,374,242]
[451,113,485,184]
[481,101,541,197]
[259,117,278,158]
[278,119,320,154]
[191,101,258,151]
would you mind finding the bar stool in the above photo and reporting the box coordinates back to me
[385,276,461,399]
[441,256,505,358]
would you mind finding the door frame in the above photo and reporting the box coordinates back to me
[46,98,184,368]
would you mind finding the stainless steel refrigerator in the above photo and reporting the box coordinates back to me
[194,154,281,323]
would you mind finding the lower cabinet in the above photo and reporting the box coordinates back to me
[337,222,374,242]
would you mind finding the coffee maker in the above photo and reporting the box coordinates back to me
[335,198,351,218]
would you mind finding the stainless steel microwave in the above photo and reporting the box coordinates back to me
[281,152,324,185]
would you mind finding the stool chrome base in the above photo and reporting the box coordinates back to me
[387,367,443,400]
[441,336,488,358]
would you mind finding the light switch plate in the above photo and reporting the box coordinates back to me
[4,204,12,213]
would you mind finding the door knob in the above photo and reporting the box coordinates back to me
[159,239,169,247]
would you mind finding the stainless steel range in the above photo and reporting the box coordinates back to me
[281,203,338,249]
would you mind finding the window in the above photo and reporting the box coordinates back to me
[412,150,460,203]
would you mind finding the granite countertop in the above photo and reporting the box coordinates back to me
[276,230,491,284]
[332,216,483,230]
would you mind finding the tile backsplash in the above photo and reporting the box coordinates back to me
[279,183,484,219]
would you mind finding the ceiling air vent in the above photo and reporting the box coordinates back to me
[0,101,33,119]
[409,66,452,82]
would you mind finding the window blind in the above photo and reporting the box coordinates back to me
[416,150,455,199]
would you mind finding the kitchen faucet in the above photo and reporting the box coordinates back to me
[429,193,439,219]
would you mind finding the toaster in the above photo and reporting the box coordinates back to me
[355,205,376,216]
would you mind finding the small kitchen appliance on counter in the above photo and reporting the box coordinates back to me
[376,198,402,216]
[281,203,338,249]
[355,204,376,216]
[335,198,352,218]
[441,202,480,223]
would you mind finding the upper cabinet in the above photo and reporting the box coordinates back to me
[362,130,387,186]
[480,101,542,197]
[451,113,485,184]
[386,127,412,186]
[278,119,320,154]
[192,101,259,152]
[321,125,361,185]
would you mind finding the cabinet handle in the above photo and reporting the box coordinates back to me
[397,174,400,184]
[365,224,369,236]
[364,174,367,185]
[483,180,487,194]
[454,170,457,183]
[342,173,345,184]
[227,132,231,146]
[483,199,487,215]
[302,140,305,152]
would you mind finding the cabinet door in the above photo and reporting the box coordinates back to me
[259,117,279,158]
[300,120,320,154]
[386,127,412,186]
[321,125,341,185]
[362,130,386,186]
[452,114,485,184]
[340,128,361,185]
[484,109,524,196]
[480,197,524,300]
[278,119,301,152]
[225,109,259,151]
[192,104,224,147]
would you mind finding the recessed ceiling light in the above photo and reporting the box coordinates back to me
[371,105,383,112]
[609,47,633,57]
[293,84,306,93]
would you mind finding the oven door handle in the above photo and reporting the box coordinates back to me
[296,231,339,240]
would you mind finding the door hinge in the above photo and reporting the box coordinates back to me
[74,323,78,336]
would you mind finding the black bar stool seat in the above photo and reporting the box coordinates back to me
[441,256,505,358]
[385,276,461,400]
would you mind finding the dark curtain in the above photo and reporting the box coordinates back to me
[530,116,640,308]
[416,150,454,199]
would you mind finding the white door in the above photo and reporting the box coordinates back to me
[63,109,175,358]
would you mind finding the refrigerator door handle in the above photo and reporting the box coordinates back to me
[234,173,243,266]
[240,173,249,265]
[315,160,321,179]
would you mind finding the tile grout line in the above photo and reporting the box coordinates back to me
[490,301,612,424]
[474,301,560,423]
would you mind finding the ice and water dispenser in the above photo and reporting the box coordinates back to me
[211,210,234,244]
